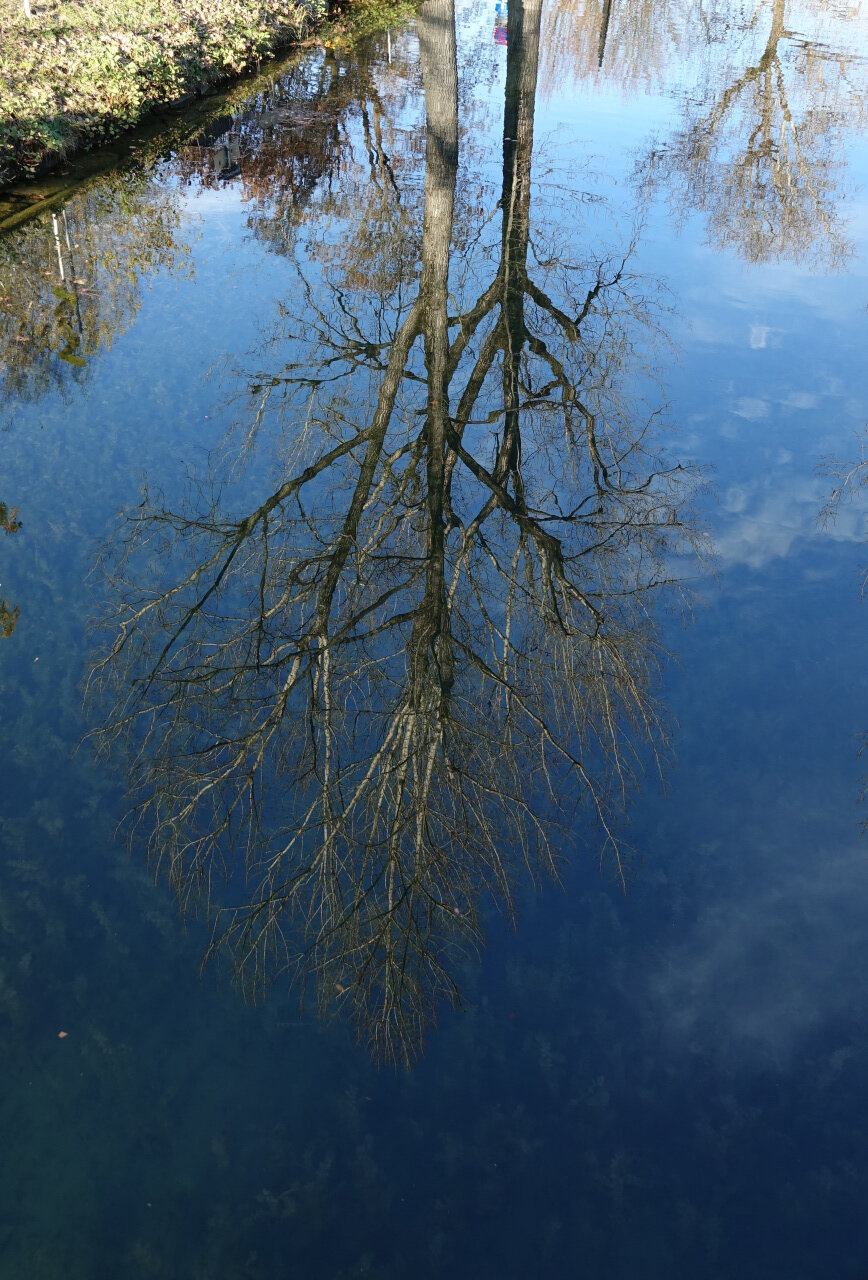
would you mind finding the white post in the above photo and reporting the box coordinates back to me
[52,214,66,282]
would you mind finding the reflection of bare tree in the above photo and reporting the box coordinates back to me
[90,0,702,1065]
[820,435,868,591]
[539,0,868,266]
[658,0,867,265]
[176,39,418,260]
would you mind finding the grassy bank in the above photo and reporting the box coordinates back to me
[0,0,321,185]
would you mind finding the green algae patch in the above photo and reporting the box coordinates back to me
[0,0,320,185]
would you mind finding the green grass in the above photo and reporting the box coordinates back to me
[0,0,322,185]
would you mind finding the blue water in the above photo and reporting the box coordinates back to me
[3,0,868,1274]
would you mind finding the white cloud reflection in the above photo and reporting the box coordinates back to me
[648,846,868,1067]
[712,475,865,568]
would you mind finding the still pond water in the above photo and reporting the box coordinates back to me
[3,0,868,1274]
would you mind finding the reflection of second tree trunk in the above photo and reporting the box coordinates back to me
[345,0,462,1058]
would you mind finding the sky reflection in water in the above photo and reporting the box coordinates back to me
[2,0,868,1275]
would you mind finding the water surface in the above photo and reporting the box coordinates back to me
[3,0,868,1275]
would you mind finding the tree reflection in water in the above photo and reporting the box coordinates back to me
[660,0,867,266]
[90,0,704,1065]
[0,176,193,406]
[540,0,868,267]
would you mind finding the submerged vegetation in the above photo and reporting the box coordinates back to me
[0,501,21,637]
